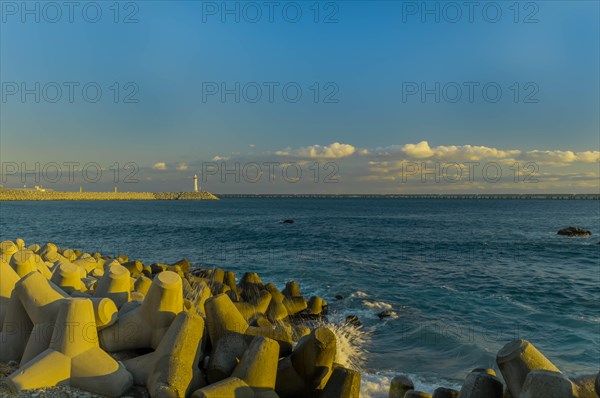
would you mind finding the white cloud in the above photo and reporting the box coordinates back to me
[397,141,521,160]
[152,162,167,170]
[249,144,256,148]
[276,142,357,159]
[524,150,600,164]
[176,163,188,171]
[401,141,434,158]
[212,156,230,161]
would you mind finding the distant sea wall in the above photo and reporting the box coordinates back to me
[0,189,219,201]
[217,193,600,199]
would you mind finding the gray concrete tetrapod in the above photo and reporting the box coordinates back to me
[432,387,459,398]
[232,335,280,391]
[571,374,598,398]
[204,293,249,346]
[191,377,254,398]
[519,370,578,398]
[94,264,131,308]
[0,258,20,328]
[404,392,432,398]
[458,369,503,398]
[496,339,560,398]
[320,366,361,398]
[207,332,250,384]
[99,271,184,351]
[8,271,69,365]
[276,327,337,396]
[7,298,133,397]
[124,311,205,398]
[389,374,415,398]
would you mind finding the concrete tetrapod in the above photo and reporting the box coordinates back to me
[496,339,560,398]
[432,387,459,398]
[320,366,361,398]
[519,370,578,398]
[275,327,337,397]
[207,332,250,384]
[205,293,249,346]
[99,271,184,351]
[7,298,133,397]
[94,264,131,308]
[232,336,280,392]
[457,369,503,398]
[389,375,414,398]
[572,374,599,398]
[124,311,205,397]
[0,271,69,364]
[191,377,255,398]
[0,240,19,257]
[9,250,39,277]
[50,261,84,293]
[234,290,272,321]
[0,258,20,328]
[404,392,432,398]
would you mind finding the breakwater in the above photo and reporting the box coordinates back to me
[0,239,598,397]
[0,189,219,201]
[217,193,600,199]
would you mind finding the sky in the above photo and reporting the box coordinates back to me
[0,0,599,193]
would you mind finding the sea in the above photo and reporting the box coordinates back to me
[1,198,598,396]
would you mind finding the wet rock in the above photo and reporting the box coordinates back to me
[557,227,592,236]
[377,310,393,319]
[345,315,362,327]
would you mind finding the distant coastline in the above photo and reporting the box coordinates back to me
[216,193,600,200]
[0,189,219,201]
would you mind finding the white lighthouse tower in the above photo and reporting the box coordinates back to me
[193,174,199,192]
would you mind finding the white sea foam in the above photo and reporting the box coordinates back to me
[361,371,462,397]
[320,315,461,397]
[318,320,370,372]
[362,300,393,310]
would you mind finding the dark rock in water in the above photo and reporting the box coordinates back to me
[335,294,344,300]
[281,219,294,224]
[557,226,592,236]
[377,310,393,319]
[345,315,362,327]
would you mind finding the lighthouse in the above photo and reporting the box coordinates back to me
[193,174,199,192]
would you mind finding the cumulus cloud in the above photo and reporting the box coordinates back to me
[275,142,357,159]
[176,163,188,171]
[212,156,230,161]
[396,141,522,160]
[368,141,600,165]
[152,162,167,170]
[523,150,600,164]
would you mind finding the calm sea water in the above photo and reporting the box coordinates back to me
[1,199,598,395]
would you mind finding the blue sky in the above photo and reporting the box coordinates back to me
[1,1,598,193]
